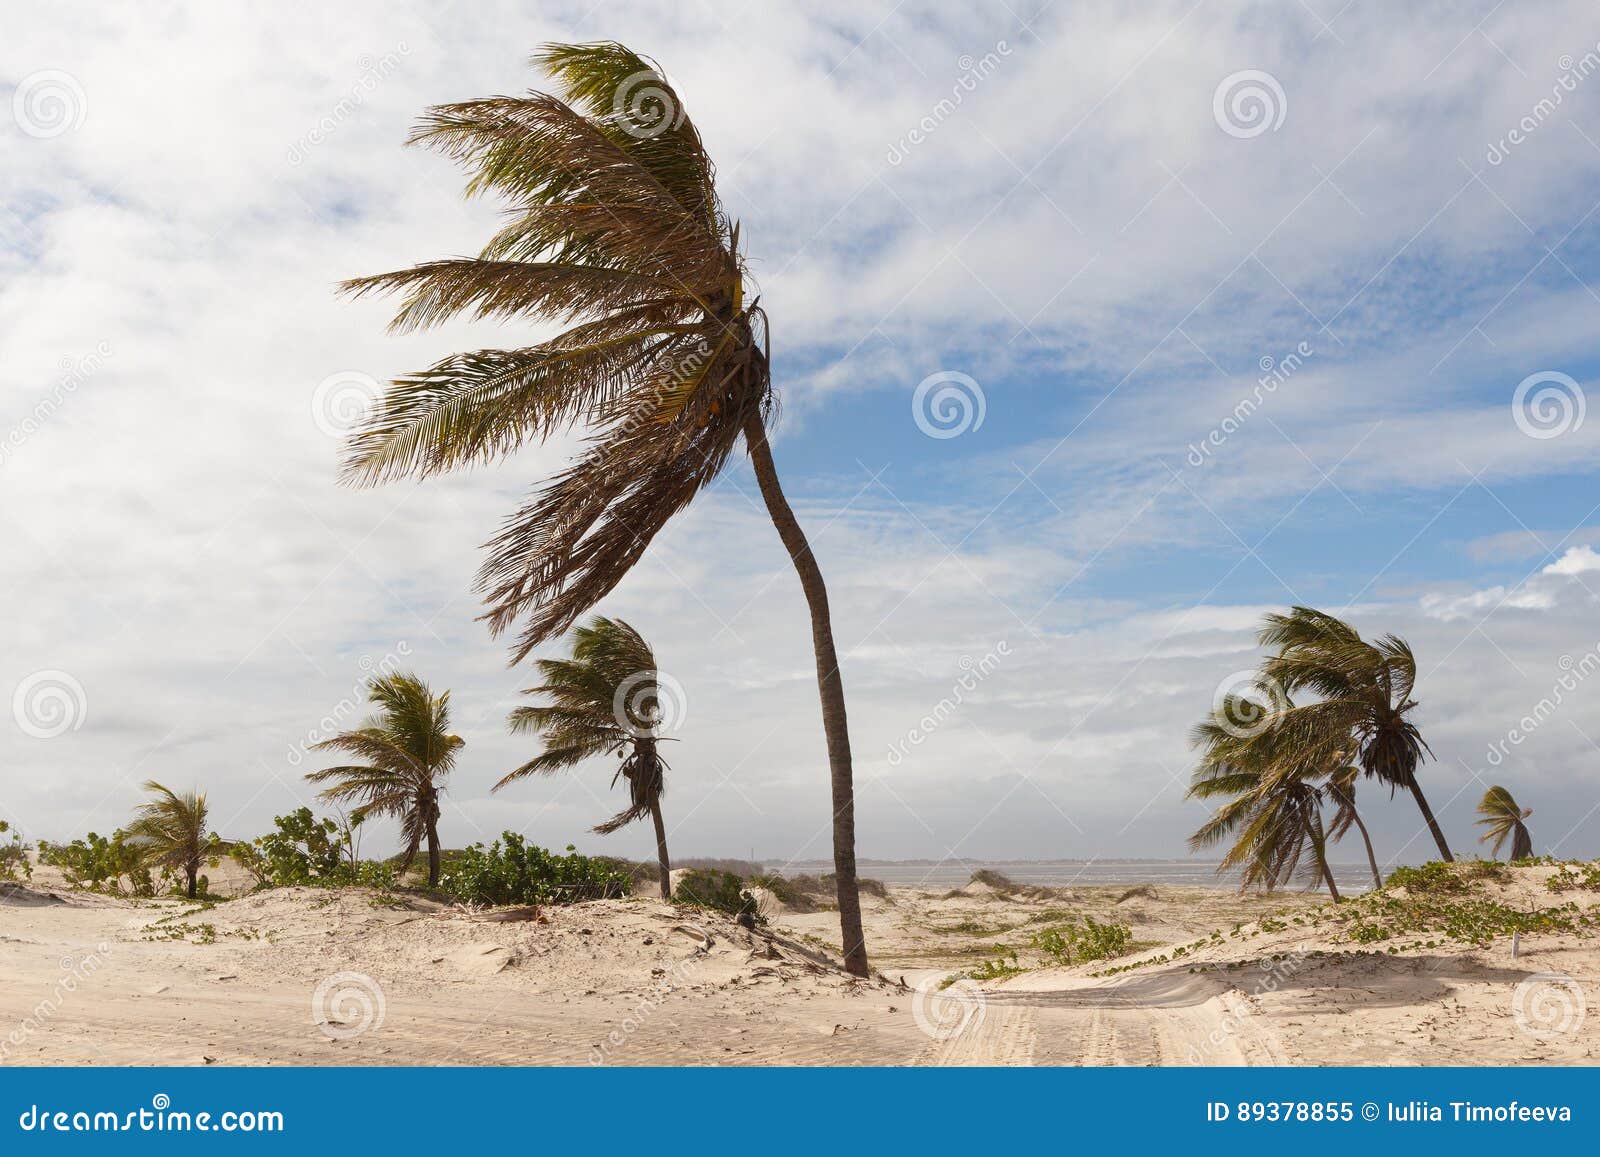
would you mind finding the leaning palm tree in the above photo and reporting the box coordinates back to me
[125,780,214,899]
[1476,785,1533,861]
[499,616,674,899]
[306,673,462,886]
[338,44,868,973]
[1259,608,1453,862]
[1326,762,1382,890]
[1188,701,1341,900]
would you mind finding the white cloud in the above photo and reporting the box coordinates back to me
[4,2,1600,866]
[1544,544,1600,575]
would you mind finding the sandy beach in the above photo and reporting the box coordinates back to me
[3,860,1593,1067]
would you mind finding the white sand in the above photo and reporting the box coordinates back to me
[1,863,1594,1066]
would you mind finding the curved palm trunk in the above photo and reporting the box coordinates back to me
[1308,811,1340,903]
[1347,805,1383,890]
[1404,772,1454,862]
[650,799,672,901]
[743,412,869,977]
[426,816,441,886]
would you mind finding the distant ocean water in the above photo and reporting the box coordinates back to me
[766,859,1378,895]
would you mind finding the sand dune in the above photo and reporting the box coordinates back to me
[1,863,1594,1066]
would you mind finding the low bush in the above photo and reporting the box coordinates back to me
[944,946,1025,987]
[440,833,631,906]
[39,830,154,896]
[673,868,763,925]
[1031,916,1133,965]
[1384,862,1464,894]
[231,808,395,892]
[970,868,1018,892]
[1547,861,1600,892]
[0,821,30,883]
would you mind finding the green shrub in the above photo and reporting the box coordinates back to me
[0,821,30,883]
[231,808,395,892]
[945,947,1025,987]
[1031,915,1133,965]
[39,830,154,896]
[232,808,346,887]
[1384,862,1464,894]
[1546,862,1600,892]
[440,833,631,906]
[673,868,763,924]
[746,873,815,911]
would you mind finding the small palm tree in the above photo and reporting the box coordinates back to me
[125,780,215,898]
[1188,700,1342,900]
[1326,763,1382,890]
[499,616,675,899]
[306,673,462,886]
[339,43,869,973]
[1259,608,1453,862]
[1476,785,1533,861]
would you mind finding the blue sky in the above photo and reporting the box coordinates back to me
[4,1,1600,874]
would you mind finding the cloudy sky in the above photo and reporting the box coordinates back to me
[4,1,1600,874]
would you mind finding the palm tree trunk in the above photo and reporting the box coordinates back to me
[1405,772,1454,862]
[426,818,441,886]
[185,864,198,899]
[1348,806,1383,890]
[1309,809,1340,902]
[650,800,672,901]
[742,411,869,977]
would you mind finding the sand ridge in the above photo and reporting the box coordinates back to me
[2,862,1595,1066]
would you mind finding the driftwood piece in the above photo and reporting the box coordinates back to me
[672,923,714,953]
[479,905,544,923]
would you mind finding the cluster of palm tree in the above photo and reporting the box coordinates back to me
[1188,607,1540,899]
[301,621,678,900]
[334,41,870,975]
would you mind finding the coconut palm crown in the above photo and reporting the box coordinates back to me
[339,42,869,973]
[306,672,462,886]
[125,780,215,899]
[1187,699,1343,900]
[501,615,675,899]
[1257,608,1452,862]
[1476,785,1533,861]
